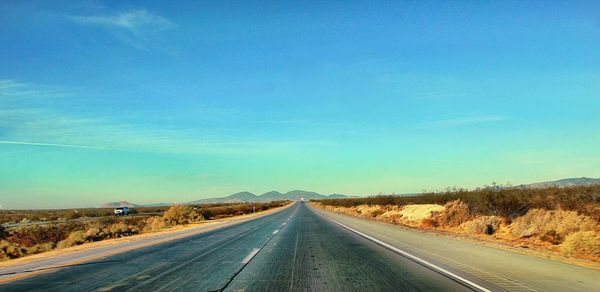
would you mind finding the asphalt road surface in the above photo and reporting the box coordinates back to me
[2,203,472,291]
[2,202,599,291]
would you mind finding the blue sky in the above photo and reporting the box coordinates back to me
[1,1,599,208]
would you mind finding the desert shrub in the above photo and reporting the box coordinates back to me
[0,225,7,239]
[163,205,204,225]
[0,240,26,260]
[420,218,438,229]
[191,201,290,219]
[377,209,404,224]
[540,230,562,244]
[510,209,598,243]
[85,227,104,241]
[57,230,87,248]
[356,205,385,218]
[432,200,471,228]
[560,231,600,259]
[461,216,502,235]
[106,222,139,237]
[315,184,600,219]
[143,216,168,232]
[8,225,75,247]
[22,242,54,255]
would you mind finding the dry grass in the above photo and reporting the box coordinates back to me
[510,209,598,243]
[561,231,600,260]
[143,217,168,232]
[431,200,472,228]
[460,216,502,235]
[163,205,204,225]
[378,209,404,224]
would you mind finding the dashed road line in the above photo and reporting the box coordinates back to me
[241,248,261,264]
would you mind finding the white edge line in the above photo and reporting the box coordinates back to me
[241,248,261,264]
[318,214,492,292]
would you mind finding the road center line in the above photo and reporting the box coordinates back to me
[315,212,492,292]
[241,248,261,264]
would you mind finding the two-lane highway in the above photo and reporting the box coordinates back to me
[0,202,475,291]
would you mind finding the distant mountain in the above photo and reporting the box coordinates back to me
[284,190,323,201]
[516,177,599,189]
[259,191,283,201]
[186,190,351,204]
[101,201,141,208]
[228,191,259,201]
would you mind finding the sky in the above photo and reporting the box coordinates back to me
[1,1,599,209]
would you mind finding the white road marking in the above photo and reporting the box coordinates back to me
[319,214,492,292]
[272,229,279,235]
[241,248,261,264]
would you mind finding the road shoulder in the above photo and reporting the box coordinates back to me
[311,203,600,292]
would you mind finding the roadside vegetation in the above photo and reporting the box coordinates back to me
[314,185,600,262]
[0,201,289,261]
[0,206,169,225]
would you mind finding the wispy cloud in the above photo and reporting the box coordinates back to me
[422,116,515,127]
[0,140,103,150]
[0,80,69,100]
[69,9,174,34]
[0,79,333,155]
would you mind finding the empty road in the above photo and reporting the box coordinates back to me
[1,202,598,291]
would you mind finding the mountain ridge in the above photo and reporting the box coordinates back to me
[516,177,599,189]
[186,190,348,205]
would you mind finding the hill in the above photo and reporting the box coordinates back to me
[516,177,599,189]
[186,190,351,204]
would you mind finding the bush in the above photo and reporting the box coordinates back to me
[57,230,87,248]
[420,218,438,229]
[432,200,471,228]
[0,240,26,260]
[143,216,168,232]
[0,226,7,239]
[510,209,598,243]
[460,216,502,235]
[561,231,600,259]
[8,225,74,247]
[107,222,139,237]
[377,209,404,224]
[163,205,204,225]
[356,205,385,218]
